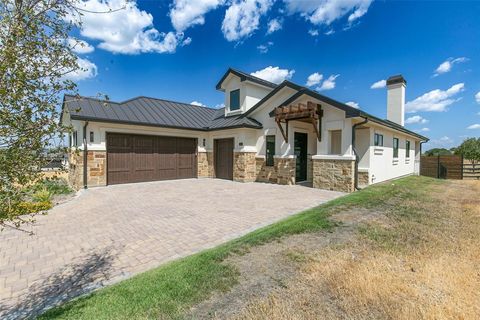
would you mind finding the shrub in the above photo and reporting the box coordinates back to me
[11,201,52,216]
[32,187,53,202]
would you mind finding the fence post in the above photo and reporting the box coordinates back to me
[437,155,440,179]
[461,155,464,180]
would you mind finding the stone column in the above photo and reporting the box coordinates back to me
[233,152,257,182]
[197,151,214,178]
[68,150,107,190]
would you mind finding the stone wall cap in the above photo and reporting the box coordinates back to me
[312,155,356,161]
[274,155,296,159]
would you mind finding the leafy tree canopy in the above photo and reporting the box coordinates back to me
[0,0,80,228]
[455,138,480,164]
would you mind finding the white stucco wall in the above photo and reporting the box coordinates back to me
[250,92,354,159]
[222,75,272,116]
[367,123,419,184]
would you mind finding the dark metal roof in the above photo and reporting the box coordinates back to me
[216,68,278,91]
[63,95,262,131]
[386,75,407,86]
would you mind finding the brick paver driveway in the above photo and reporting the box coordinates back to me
[0,179,344,318]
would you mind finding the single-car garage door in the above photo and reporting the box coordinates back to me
[107,133,197,185]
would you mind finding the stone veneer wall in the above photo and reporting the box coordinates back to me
[276,158,296,185]
[197,152,214,178]
[307,156,313,183]
[313,159,355,193]
[233,152,257,182]
[255,157,278,183]
[358,170,369,187]
[68,151,107,190]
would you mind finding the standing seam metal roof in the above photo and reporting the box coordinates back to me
[63,95,262,131]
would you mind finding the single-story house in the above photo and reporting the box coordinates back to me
[61,68,428,192]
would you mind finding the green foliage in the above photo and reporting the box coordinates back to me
[30,178,73,196]
[10,201,52,216]
[424,148,452,156]
[40,176,436,320]
[455,137,480,164]
[32,187,54,203]
[0,0,80,227]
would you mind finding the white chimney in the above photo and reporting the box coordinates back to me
[386,75,406,126]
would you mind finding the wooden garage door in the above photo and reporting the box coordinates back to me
[107,133,197,185]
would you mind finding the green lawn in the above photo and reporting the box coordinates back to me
[40,176,438,320]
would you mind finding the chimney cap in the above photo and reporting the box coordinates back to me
[387,75,406,86]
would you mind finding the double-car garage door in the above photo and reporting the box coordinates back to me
[107,133,197,185]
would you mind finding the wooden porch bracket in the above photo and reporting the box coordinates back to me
[274,101,323,142]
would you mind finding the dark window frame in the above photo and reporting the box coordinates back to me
[374,133,384,146]
[406,140,410,158]
[73,131,78,147]
[393,137,399,158]
[266,135,275,166]
[229,89,240,111]
[90,131,94,143]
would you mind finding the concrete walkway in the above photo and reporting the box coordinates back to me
[0,179,344,318]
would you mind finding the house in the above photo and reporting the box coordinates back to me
[61,68,428,192]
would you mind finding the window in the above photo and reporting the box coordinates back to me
[72,131,78,147]
[374,133,384,146]
[406,140,410,158]
[266,135,275,166]
[90,131,94,143]
[230,89,240,111]
[393,138,399,158]
[329,130,342,155]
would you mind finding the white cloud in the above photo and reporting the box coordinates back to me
[418,127,430,132]
[222,0,273,42]
[214,103,225,109]
[170,0,224,32]
[308,29,319,36]
[405,115,428,124]
[433,57,468,76]
[250,66,294,84]
[284,0,372,26]
[405,83,465,113]
[370,79,386,89]
[467,124,480,129]
[65,57,98,81]
[67,38,94,54]
[475,91,480,104]
[317,74,339,91]
[306,72,323,87]
[346,101,359,109]
[267,18,282,34]
[257,41,273,53]
[72,0,185,54]
[190,101,207,107]
[324,29,335,35]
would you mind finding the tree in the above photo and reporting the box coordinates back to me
[455,138,480,169]
[0,0,80,228]
[424,148,452,156]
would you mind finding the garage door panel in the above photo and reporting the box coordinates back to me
[107,133,196,185]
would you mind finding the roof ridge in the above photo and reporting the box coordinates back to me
[64,94,121,105]
[230,67,278,87]
[123,96,218,111]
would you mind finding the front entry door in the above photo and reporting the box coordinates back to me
[215,138,234,180]
[294,132,308,182]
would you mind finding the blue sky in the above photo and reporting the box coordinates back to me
[68,0,480,150]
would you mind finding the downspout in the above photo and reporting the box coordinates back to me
[83,121,89,189]
[352,117,369,190]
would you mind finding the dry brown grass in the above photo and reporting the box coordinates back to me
[235,180,480,320]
